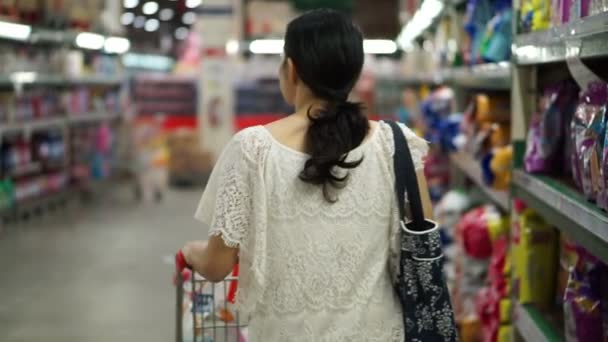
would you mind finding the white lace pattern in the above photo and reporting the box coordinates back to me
[195,122,428,342]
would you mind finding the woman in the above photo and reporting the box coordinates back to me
[180,9,432,341]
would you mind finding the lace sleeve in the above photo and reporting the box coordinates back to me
[194,130,259,248]
[397,122,428,171]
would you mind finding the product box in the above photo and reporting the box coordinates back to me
[167,130,214,185]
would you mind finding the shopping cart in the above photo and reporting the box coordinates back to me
[175,260,247,342]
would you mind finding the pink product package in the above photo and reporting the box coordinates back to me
[525,83,578,174]
[563,250,606,342]
[570,82,608,200]
[599,121,608,211]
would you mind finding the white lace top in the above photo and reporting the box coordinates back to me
[195,122,428,342]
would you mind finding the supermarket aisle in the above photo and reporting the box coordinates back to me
[0,188,205,342]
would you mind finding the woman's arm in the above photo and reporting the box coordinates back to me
[416,169,434,219]
[182,236,239,282]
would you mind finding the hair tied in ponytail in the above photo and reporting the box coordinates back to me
[285,9,368,202]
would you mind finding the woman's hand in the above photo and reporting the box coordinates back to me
[181,240,207,268]
[179,236,239,283]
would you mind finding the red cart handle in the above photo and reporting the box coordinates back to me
[175,250,192,272]
[173,250,192,285]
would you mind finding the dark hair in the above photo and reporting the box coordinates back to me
[284,9,369,202]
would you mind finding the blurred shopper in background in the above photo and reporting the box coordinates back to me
[180,9,432,341]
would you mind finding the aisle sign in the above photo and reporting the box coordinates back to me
[197,0,241,159]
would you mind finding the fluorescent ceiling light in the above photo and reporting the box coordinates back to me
[226,39,239,55]
[122,53,174,71]
[182,12,196,25]
[123,0,139,9]
[134,16,146,28]
[174,27,189,40]
[0,21,32,41]
[142,1,159,15]
[363,39,397,54]
[121,12,135,25]
[248,39,396,55]
[159,8,174,21]
[249,39,284,54]
[104,37,131,54]
[75,32,105,50]
[186,0,202,8]
[10,72,37,84]
[397,0,444,50]
[144,18,160,32]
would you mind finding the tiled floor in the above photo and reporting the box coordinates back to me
[0,188,206,342]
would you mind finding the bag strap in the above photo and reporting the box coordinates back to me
[386,121,426,227]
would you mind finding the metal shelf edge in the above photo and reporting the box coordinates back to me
[514,303,562,342]
[449,152,510,211]
[514,12,608,64]
[512,170,608,264]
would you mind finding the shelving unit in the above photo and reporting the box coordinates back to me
[0,113,120,138]
[512,170,608,264]
[444,63,512,90]
[509,9,608,341]
[514,12,608,65]
[450,152,510,211]
[389,62,512,90]
[0,74,123,87]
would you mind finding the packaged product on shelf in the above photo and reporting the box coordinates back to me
[512,207,558,309]
[563,248,607,342]
[497,325,513,342]
[480,7,513,63]
[570,81,608,201]
[557,236,579,307]
[487,145,513,190]
[475,94,511,124]
[600,125,608,211]
[456,205,506,260]
[590,0,608,15]
[525,81,579,174]
[570,0,591,19]
[463,0,496,64]
[520,0,551,32]
[0,179,14,211]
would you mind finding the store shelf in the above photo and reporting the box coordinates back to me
[1,113,119,137]
[383,63,511,89]
[0,117,66,135]
[449,152,510,211]
[444,63,511,90]
[514,303,563,342]
[0,74,123,87]
[514,12,608,65]
[68,112,121,124]
[512,170,608,264]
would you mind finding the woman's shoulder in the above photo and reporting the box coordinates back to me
[229,126,273,165]
[375,121,429,169]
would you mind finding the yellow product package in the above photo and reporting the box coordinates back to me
[497,325,513,342]
[512,208,558,308]
[499,299,512,324]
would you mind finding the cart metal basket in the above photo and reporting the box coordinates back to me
[175,268,247,342]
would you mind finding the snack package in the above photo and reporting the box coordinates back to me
[490,145,513,190]
[457,205,503,260]
[598,114,608,211]
[525,82,579,174]
[497,325,513,342]
[563,249,605,342]
[512,208,558,308]
[571,82,608,199]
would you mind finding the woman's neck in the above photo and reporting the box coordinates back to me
[294,95,326,119]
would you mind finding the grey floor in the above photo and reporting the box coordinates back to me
[0,188,206,342]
